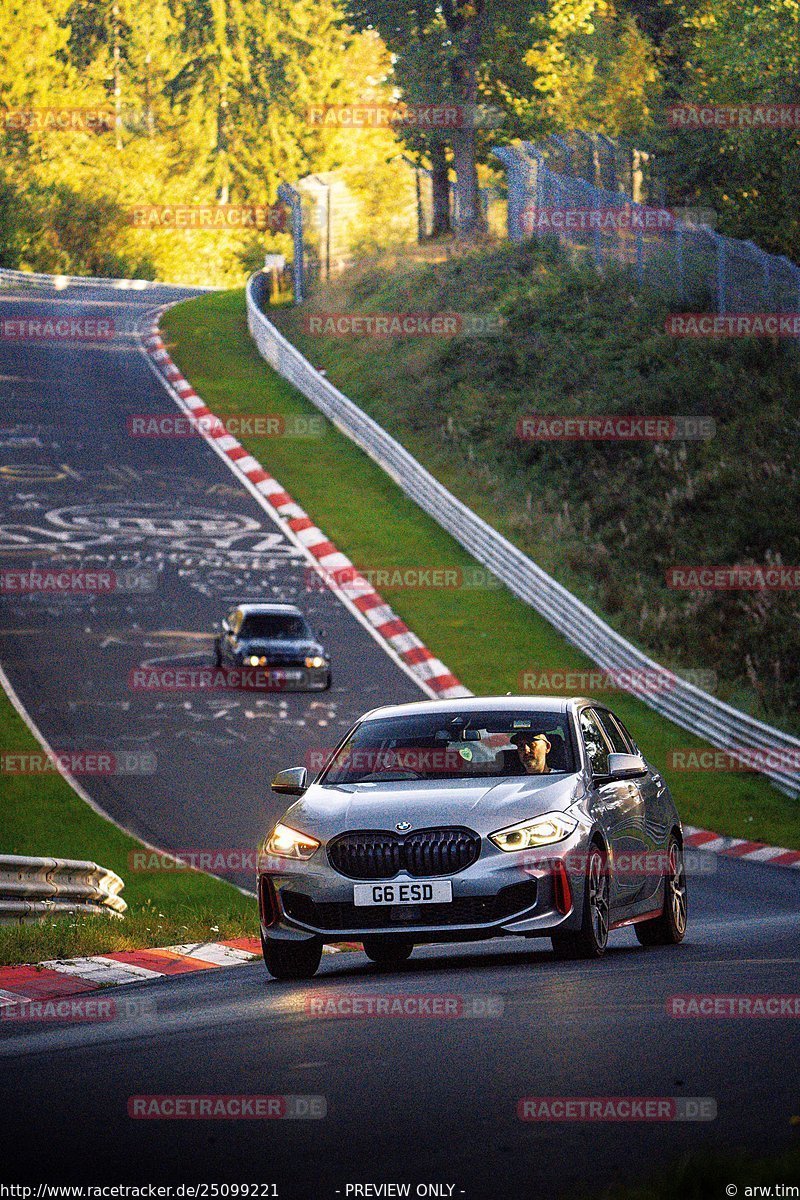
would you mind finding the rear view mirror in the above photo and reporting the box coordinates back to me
[607,752,647,780]
[271,766,308,796]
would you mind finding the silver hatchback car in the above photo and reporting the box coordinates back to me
[257,697,687,979]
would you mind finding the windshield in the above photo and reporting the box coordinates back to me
[319,710,574,784]
[240,614,309,639]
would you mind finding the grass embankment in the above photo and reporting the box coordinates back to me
[272,242,800,735]
[0,681,257,965]
[160,289,799,850]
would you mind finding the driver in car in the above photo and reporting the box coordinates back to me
[509,730,552,775]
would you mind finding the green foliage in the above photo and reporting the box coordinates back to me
[654,0,800,258]
[0,0,408,283]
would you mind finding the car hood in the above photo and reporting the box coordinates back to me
[283,774,585,840]
[237,637,324,657]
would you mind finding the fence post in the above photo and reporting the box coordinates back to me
[493,145,540,242]
[597,134,618,192]
[676,224,685,304]
[549,134,574,177]
[714,233,727,314]
[277,182,305,305]
[635,222,644,286]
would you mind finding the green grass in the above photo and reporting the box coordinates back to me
[0,679,257,965]
[161,289,800,850]
[579,1143,800,1199]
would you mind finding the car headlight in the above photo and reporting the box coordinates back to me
[305,655,326,669]
[265,822,320,860]
[489,812,577,852]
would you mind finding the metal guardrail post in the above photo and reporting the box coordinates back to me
[277,182,305,305]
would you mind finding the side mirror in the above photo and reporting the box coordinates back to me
[221,619,231,633]
[271,766,308,796]
[607,752,648,780]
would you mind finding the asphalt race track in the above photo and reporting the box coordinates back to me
[0,278,421,887]
[1,279,799,1199]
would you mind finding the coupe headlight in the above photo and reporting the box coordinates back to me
[305,655,326,669]
[265,822,320,860]
[489,812,577,852]
[248,655,260,666]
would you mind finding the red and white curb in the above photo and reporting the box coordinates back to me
[142,316,468,701]
[0,938,362,1010]
[684,825,800,870]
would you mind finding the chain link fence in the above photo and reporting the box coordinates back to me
[493,140,800,320]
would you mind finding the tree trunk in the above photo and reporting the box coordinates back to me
[429,140,451,237]
[450,119,481,236]
[445,0,487,240]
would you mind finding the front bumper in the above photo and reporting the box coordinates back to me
[233,663,330,691]
[258,830,589,944]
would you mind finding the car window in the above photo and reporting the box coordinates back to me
[227,609,242,634]
[594,709,629,755]
[319,710,575,784]
[606,711,638,754]
[579,709,611,775]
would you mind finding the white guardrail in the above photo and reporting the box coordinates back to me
[0,855,126,924]
[0,267,216,291]
[246,273,800,798]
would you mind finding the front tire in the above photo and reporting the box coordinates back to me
[362,937,414,967]
[213,637,222,668]
[635,837,687,946]
[261,933,322,981]
[551,844,610,960]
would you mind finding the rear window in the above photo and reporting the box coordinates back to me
[319,710,575,785]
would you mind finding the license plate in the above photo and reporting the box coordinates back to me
[353,881,452,907]
[269,669,303,682]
